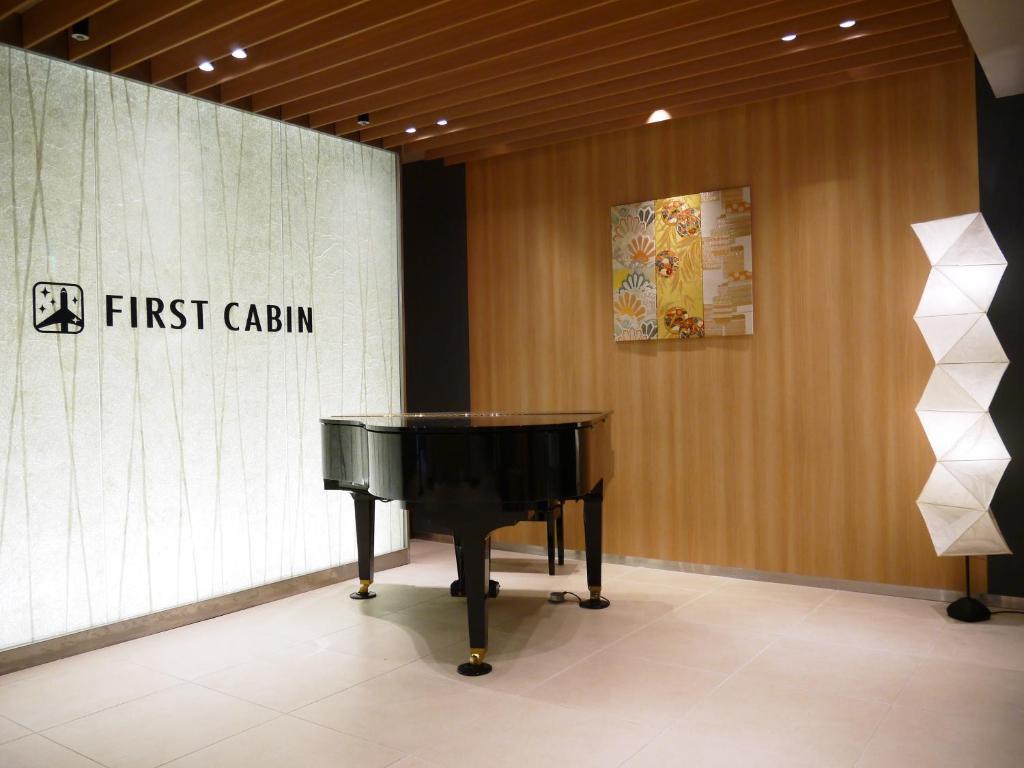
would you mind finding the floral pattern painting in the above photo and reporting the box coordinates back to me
[612,186,753,342]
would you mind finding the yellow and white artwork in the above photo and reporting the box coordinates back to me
[611,186,752,341]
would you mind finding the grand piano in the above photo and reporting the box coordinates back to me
[320,412,611,675]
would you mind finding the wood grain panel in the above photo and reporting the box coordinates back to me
[466,60,980,590]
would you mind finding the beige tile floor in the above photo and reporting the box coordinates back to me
[1,539,1023,768]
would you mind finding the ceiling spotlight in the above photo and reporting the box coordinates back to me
[436,118,448,126]
[839,19,857,29]
[198,60,214,72]
[647,109,671,124]
[70,19,90,42]
[357,113,371,126]
[781,33,797,42]
[230,47,247,59]
[405,126,417,134]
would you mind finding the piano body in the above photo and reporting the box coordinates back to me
[320,412,611,675]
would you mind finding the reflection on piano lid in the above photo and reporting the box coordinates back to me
[321,411,609,430]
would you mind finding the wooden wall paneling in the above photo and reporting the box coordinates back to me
[465,60,979,589]
[378,0,950,148]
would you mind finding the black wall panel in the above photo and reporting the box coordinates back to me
[401,159,470,413]
[978,61,1024,597]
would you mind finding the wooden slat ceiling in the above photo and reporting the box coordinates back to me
[0,0,972,164]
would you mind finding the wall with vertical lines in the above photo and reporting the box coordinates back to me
[0,47,405,652]
[468,59,981,590]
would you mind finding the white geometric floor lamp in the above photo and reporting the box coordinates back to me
[913,212,1011,622]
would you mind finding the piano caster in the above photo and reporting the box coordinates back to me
[579,586,610,610]
[349,579,377,600]
[457,648,493,677]
[449,579,500,598]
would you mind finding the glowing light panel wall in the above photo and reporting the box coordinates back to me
[912,213,1011,556]
[0,48,404,652]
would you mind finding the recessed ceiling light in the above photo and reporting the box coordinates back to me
[839,19,856,29]
[781,33,797,42]
[70,19,90,42]
[436,118,448,126]
[357,113,371,126]
[198,61,214,72]
[230,47,247,59]
[405,126,417,134]
[647,109,671,124]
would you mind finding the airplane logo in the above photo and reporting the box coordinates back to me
[33,282,84,334]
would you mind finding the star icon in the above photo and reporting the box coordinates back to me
[50,299,56,306]
[38,304,45,312]
[41,287,49,296]
[72,296,78,304]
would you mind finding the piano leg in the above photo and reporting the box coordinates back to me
[546,511,556,576]
[555,503,565,566]
[457,532,493,676]
[349,492,376,600]
[451,535,500,599]
[580,480,610,610]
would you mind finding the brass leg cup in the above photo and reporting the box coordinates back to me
[350,579,377,600]
[579,585,610,609]
[457,647,492,676]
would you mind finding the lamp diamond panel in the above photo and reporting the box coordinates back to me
[912,213,1011,557]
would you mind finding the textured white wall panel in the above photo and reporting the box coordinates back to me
[0,47,405,651]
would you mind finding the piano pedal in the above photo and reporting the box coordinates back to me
[449,579,501,598]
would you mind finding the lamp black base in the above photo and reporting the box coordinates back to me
[947,596,991,622]
[579,596,610,610]
[457,661,492,676]
[349,590,377,600]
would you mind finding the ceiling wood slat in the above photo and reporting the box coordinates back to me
[444,46,969,165]
[431,36,966,163]
[0,1,32,23]
[254,0,703,114]
[151,0,367,85]
[317,0,833,132]
[219,0,528,105]
[0,0,972,165]
[420,25,961,157]
[298,0,889,131]
[302,0,782,128]
[68,0,204,60]
[21,0,119,48]
[379,1,951,148]
[108,0,286,73]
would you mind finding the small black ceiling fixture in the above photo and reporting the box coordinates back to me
[70,19,90,42]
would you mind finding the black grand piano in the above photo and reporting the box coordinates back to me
[320,412,611,675]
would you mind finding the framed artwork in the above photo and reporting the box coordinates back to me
[611,186,753,341]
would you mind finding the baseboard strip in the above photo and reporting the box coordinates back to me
[0,548,410,677]
[452,537,990,605]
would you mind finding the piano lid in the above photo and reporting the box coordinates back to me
[320,411,609,432]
